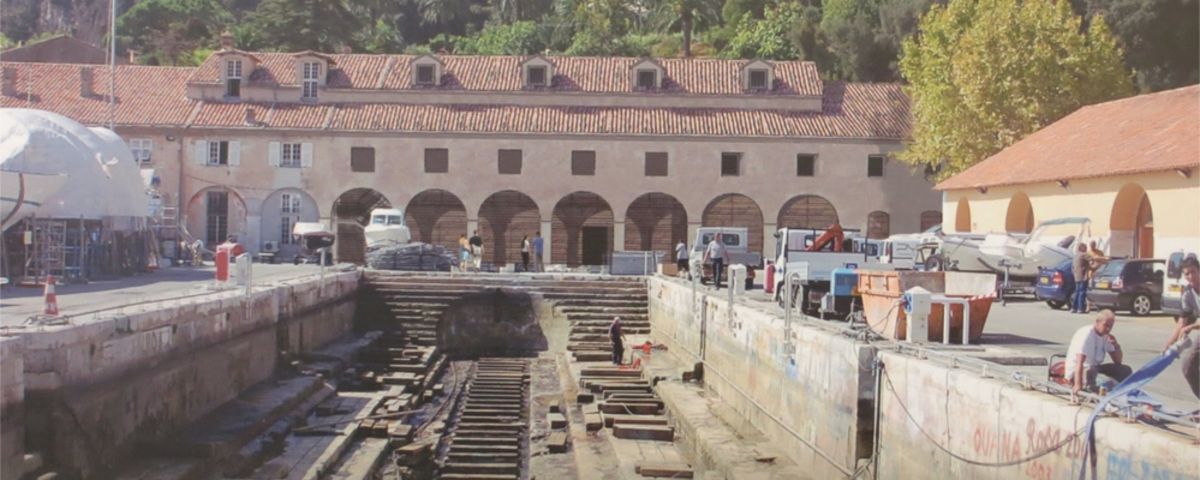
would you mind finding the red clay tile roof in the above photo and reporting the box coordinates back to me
[1,62,908,139]
[191,53,824,96]
[936,85,1200,190]
[0,62,195,126]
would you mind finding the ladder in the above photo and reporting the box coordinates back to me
[23,218,67,283]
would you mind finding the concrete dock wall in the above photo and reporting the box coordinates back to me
[647,277,874,478]
[875,351,1199,480]
[1,336,25,480]
[7,270,360,478]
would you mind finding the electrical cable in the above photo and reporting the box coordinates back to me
[880,365,1085,468]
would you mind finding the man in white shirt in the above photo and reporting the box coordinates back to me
[675,240,689,276]
[704,234,727,289]
[1067,309,1131,400]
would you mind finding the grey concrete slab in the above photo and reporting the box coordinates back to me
[0,264,331,325]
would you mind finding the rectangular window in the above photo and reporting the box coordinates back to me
[208,140,229,165]
[868,155,885,177]
[571,150,596,176]
[721,152,741,177]
[350,147,375,172]
[637,69,657,89]
[645,152,668,177]
[749,69,768,89]
[280,193,301,245]
[526,66,546,86]
[302,62,319,99]
[424,148,449,173]
[796,154,816,177]
[130,138,153,164]
[205,191,228,245]
[498,149,522,174]
[416,65,435,84]
[280,143,302,168]
[225,60,242,98]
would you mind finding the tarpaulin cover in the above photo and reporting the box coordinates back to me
[0,108,149,220]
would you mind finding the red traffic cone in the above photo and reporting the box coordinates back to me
[43,275,59,316]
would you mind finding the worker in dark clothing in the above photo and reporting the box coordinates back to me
[1165,255,1200,398]
[609,316,625,365]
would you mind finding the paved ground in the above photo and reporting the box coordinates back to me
[982,297,1198,410]
[0,264,325,326]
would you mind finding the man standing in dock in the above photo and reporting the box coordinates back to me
[1068,309,1131,402]
[533,232,544,272]
[609,316,624,365]
[469,230,483,272]
[704,234,727,289]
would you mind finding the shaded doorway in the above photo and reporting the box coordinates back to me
[581,226,608,266]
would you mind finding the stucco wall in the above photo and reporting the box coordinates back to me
[943,171,1200,257]
[647,276,875,478]
[1,336,25,480]
[128,128,940,263]
[9,270,360,477]
[876,351,1199,480]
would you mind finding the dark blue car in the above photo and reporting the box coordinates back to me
[1035,259,1075,309]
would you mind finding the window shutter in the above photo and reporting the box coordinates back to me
[268,142,281,167]
[301,143,313,168]
[229,140,241,166]
[193,140,208,165]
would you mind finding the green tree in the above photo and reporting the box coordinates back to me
[899,0,1134,180]
[1075,0,1199,91]
[649,0,722,56]
[455,20,545,54]
[723,2,801,59]
[248,0,361,51]
[116,0,232,65]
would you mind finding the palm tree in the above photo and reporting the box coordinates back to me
[651,0,720,57]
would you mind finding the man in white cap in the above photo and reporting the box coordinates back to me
[609,316,625,365]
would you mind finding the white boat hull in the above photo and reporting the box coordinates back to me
[1,171,68,230]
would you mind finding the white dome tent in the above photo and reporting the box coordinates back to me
[0,108,155,284]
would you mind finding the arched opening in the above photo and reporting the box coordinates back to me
[1005,192,1035,233]
[186,186,247,248]
[552,191,614,267]
[703,193,764,254]
[920,211,943,232]
[332,188,391,264]
[405,189,467,253]
[777,195,838,230]
[261,189,319,260]
[624,192,688,261]
[478,190,540,267]
[955,198,972,232]
[867,211,890,239]
[1110,183,1154,258]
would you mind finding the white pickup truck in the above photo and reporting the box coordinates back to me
[772,227,884,315]
[688,227,761,288]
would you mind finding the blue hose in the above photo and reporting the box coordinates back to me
[1077,336,1194,480]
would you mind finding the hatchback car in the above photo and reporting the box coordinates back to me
[1087,259,1166,316]
[1035,259,1075,309]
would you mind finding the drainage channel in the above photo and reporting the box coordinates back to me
[436,358,531,480]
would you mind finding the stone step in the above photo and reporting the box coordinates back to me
[453,435,520,444]
[613,424,674,441]
[456,422,526,431]
[603,414,670,428]
[567,342,613,351]
[573,351,613,362]
[443,462,520,476]
[636,462,694,478]
[599,402,661,415]
[448,443,520,453]
[440,474,518,480]
[581,366,644,377]
[453,429,522,438]
[572,320,649,328]
[447,451,520,463]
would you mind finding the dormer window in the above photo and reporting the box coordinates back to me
[225,59,242,98]
[741,60,775,92]
[526,66,547,87]
[748,69,768,90]
[636,69,657,90]
[416,65,436,85]
[302,61,320,99]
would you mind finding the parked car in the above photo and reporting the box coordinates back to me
[1035,258,1075,309]
[1087,258,1166,316]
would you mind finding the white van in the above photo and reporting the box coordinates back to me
[1163,251,1197,315]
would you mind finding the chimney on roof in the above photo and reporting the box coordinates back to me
[244,107,258,126]
[2,67,17,97]
[79,67,94,98]
[339,45,352,54]
[220,31,235,50]
[128,49,139,64]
